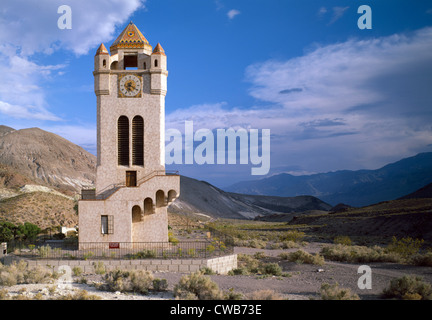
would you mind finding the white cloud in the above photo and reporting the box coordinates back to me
[227,9,241,20]
[168,28,432,173]
[0,0,145,56]
[0,0,145,122]
[43,124,97,154]
[317,7,327,17]
[329,6,349,24]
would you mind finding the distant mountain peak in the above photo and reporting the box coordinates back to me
[225,152,432,207]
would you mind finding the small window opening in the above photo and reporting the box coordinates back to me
[126,171,137,187]
[124,54,138,70]
[103,59,106,68]
[101,215,114,234]
[154,59,158,68]
[143,62,146,70]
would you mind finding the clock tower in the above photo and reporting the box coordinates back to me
[78,22,180,247]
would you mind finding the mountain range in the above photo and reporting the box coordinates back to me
[0,126,331,227]
[225,152,432,207]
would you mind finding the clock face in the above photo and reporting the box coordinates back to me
[119,74,141,98]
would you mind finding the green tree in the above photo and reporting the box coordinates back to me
[0,221,16,242]
[17,222,41,240]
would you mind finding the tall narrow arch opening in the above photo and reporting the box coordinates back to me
[118,116,129,166]
[154,59,158,68]
[168,190,177,203]
[144,198,153,215]
[156,190,165,208]
[132,205,142,222]
[132,116,144,166]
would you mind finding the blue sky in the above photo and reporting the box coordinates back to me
[1,0,432,188]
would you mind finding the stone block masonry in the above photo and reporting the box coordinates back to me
[8,254,238,275]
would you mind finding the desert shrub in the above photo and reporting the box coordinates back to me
[0,289,9,300]
[129,250,157,259]
[253,252,266,259]
[320,283,360,300]
[247,289,283,300]
[386,236,424,260]
[279,230,305,243]
[56,289,101,300]
[0,261,57,286]
[174,271,223,300]
[129,270,155,294]
[334,236,352,246]
[168,232,179,245]
[224,288,244,300]
[153,278,168,291]
[227,267,248,276]
[236,254,260,274]
[206,245,215,254]
[410,252,432,267]
[93,261,106,275]
[281,240,300,249]
[260,263,283,276]
[72,266,83,277]
[320,244,401,263]
[200,267,216,275]
[247,239,267,249]
[382,275,432,300]
[101,269,154,295]
[38,245,52,258]
[279,250,325,266]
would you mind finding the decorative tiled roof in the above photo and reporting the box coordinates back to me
[152,43,166,56]
[110,21,152,51]
[95,43,109,56]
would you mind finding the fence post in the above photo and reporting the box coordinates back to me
[0,242,7,258]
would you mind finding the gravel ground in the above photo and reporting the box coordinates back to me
[2,242,432,300]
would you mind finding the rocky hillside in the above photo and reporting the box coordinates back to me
[0,125,96,195]
[167,176,331,220]
[0,191,76,230]
[288,198,432,245]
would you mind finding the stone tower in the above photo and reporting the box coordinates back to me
[78,22,180,247]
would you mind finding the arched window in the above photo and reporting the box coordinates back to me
[168,190,177,203]
[144,198,153,215]
[143,62,146,70]
[132,116,144,166]
[154,59,158,68]
[118,116,129,166]
[103,59,106,68]
[132,205,142,222]
[156,190,165,208]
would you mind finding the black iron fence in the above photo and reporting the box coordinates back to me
[7,231,234,260]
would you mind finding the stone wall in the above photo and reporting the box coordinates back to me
[7,254,238,275]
